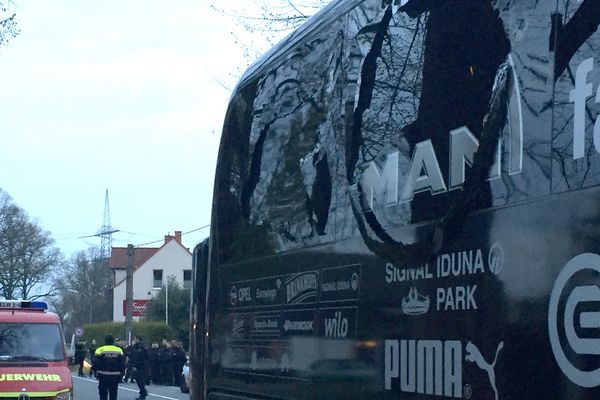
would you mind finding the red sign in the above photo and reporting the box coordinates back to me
[122,300,149,317]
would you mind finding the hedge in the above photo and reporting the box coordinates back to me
[78,321,177,347]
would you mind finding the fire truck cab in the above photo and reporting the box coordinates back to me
[0,300,73,399]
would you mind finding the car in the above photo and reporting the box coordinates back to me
[180,356,190,393]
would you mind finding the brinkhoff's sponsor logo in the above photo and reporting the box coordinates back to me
[286,272,318,304]
[549,253,600,388]
[385,339,503,399]
[0,374,62,382]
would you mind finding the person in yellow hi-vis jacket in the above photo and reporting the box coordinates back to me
[92,335,125,400]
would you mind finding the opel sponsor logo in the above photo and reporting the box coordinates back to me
[230,285,237,306]
[549,253,600,387]
[17,394,30,400]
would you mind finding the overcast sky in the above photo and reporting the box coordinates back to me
[0,1,281,257]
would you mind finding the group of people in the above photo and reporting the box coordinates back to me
[74,335,188,400]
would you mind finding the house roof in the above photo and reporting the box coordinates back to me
[110,231,193,289]
[109,230,191,270]
[109,247,159,270]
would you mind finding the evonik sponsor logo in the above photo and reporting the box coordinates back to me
[549,253,600,388]
[385,339,504,399]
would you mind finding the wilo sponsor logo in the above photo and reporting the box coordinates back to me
[385,339,504,399]
[324,311,349,338]
[549,253,600,388]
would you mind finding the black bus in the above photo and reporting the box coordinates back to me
[191,0,600,399]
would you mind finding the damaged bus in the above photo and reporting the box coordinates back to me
[191,0,600,399]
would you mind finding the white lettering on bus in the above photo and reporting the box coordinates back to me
[361,127,502,210]
[385,339,462,398]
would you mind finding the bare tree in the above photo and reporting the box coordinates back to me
[51,248,113,332]
[0,1,18,48]
[0,189,61,300]
[212,0,326,62]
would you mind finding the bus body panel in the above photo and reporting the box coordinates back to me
[195,0,600,399]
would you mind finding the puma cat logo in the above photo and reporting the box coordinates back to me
[465,341,504,400]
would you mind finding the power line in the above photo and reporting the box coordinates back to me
[132,225,211,248]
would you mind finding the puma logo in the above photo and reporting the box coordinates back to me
[465,341,504,400]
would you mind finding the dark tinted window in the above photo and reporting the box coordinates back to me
[0,323,65,361]
[153,269,163,288]
[214,10,352,264]
[214,0,557,266]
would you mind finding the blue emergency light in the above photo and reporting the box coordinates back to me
[0,300,48,310]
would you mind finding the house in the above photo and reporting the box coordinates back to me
[109,231,192,322]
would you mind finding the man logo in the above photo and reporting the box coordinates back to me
[17,394,30,400]
[549,253,600,387]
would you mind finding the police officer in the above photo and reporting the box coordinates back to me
[147,342,159,384]
[172,341,186,387]
[74,343,86,377]
[88,339,98,378]
[129,336,148,400]
[159,340,173,386]
[92,335,126,400]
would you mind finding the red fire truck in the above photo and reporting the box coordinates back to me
[0,300,73,399]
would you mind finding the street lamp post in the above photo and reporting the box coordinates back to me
[165,283,169,326]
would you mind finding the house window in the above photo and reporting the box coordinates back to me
[153,270,163,288]
[183,269,192,290]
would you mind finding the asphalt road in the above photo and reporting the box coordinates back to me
[72,375,190,400]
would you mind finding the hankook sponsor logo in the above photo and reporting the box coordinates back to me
[283,319,314,332]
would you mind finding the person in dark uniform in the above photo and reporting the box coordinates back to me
[148,342,160,385]
[92,335,126,400]
[74,343,86,377]
[159,340,173,386]
[88,339,97,378]
[172,341,187,387]
[129,336,148,400]
[123,343,133,383]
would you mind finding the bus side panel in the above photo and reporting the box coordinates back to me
[205,0,600,399]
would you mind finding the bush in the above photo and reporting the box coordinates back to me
[81,321,177,347]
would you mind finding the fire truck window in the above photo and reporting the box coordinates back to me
[0,323,65,361]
